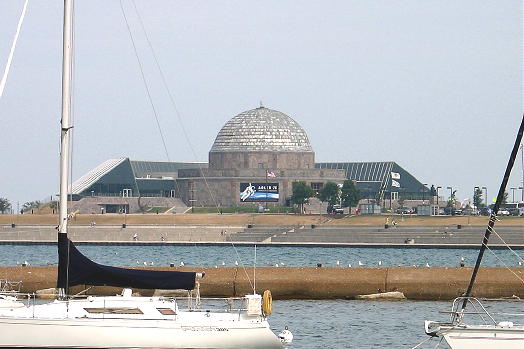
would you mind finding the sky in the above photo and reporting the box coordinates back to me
[0,0,522,208]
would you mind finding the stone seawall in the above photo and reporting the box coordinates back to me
[2,266,523,300]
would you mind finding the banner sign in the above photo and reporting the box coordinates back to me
[240,182,279,202]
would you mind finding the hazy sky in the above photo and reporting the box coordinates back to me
[0,0,522,207]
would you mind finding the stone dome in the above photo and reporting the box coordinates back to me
[210,107,313,153]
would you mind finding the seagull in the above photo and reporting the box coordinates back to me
[149,261,154,266]
[425,262,430,267]
[222,261,226,266]
[143,261,147,266]
[280,262,285,266]
[348,263,352,268]
[180,261,185,267]
[136,260,139,265]
[378,261,382,266]
[519,261,523,266]
[275,264,279,267]
[358,261,364,267]
[336,260,340,267]
[22,261,29,267]
[235,261,239,266]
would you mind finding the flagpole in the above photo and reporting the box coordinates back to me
[265,170,268,211]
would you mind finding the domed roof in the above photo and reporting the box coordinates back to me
[210,107,313,153]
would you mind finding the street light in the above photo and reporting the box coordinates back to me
[482,187,488,207]
[520,187,524,202]
[436,186,441,213]
[510,187,516,202]
[422,184,427,205]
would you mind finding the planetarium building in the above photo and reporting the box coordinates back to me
[176,106,345,207]
[70,105,428,213]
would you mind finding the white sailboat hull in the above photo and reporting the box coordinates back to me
[0,316,282,349]
[441,325,524,349]
[0,295,283,349]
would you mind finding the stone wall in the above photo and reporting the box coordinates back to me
[209,151,315,169]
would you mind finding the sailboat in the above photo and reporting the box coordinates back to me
[424,115,524,348]
[0,1,283,348]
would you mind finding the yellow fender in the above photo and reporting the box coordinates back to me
[262,290,272,315]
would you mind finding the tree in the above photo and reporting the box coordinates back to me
[21,201,41,213]
[397,190,406,208]
[291,181,314,214]
[502,192,509,205]
[318,182,340,206]
[340,180,361,213]
[473,188,484,208]
[447,190,457,208]
[0,198,11,214]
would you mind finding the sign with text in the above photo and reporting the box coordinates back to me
[240,182,279,202]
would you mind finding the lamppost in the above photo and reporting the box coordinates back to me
[520,187,524,202]
[422,184,427,205]
[510,187,516,202]
[436,186,441,214]
[482,187,488,207]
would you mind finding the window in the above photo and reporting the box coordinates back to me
[84,308,143,314]
[391,192,398,200]
[258,163,265,169]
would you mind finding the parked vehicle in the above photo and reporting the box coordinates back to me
[479,207,491,216]
[498,208,510,216]
[396,207,413,214]
[327,204,344,214]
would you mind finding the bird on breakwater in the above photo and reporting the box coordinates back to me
[22,261,29,267]
[460,257,465,267]
[348,263,352,267]
[149,261,154,266]
[274,264,279,267]
[426,263,430,267]
[221,261,225,266]
[180,261,185,267]
[519,261,522,266]
[358,261,364,267]
[136,260,139,265]
[235,261,239,266]
[143,262,147,266]
[378,261,382,266]
[336,260,340,267]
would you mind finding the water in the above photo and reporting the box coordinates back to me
[3,244,523,268]
[4,244,524,347]
[270,299,524,348]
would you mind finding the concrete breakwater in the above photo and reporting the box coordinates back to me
[2,266,523,300]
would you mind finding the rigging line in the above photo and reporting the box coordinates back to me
[461,115,524,311]
[130,0,221,212]
[487,226,524,264]
[483,242,524,285]
[0,0,28,100]
[119,0,171,162]
[229,242,254,291]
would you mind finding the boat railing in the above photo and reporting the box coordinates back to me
[0,279,22,293]
[443,297,508,325]
[0,291,252,316]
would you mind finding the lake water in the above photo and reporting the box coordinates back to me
[4,244,524,347]
[3,244,523,268]
[270,299,524,348]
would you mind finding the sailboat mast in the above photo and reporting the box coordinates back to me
[57,0,74,296]
[460,115,524,311]
[59,0,73,234]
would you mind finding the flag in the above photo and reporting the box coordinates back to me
[391,179,400,188]
[391,172,400,179]
[267,171,276,178]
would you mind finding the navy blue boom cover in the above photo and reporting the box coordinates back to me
[57,234,196,290]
